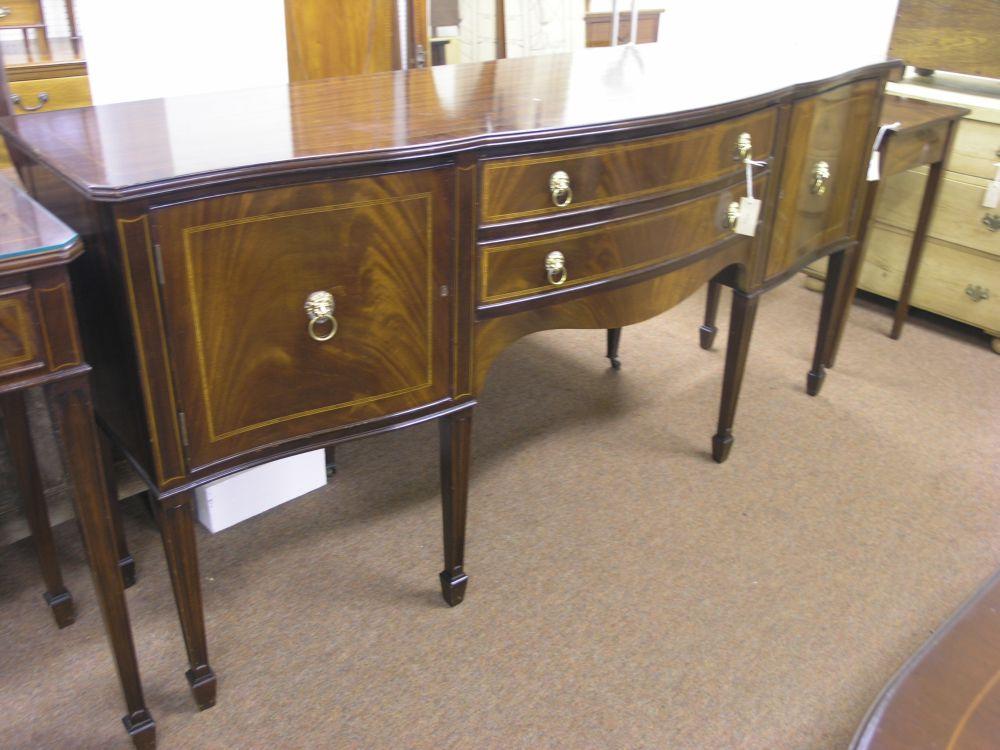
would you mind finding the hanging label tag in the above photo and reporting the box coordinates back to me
[983,163,1000,209]
[735,197,762,236]
[867,121,902,181]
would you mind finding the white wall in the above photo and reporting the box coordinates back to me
[79,0,288,104]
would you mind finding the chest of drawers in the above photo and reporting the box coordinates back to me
[0,48,897,748]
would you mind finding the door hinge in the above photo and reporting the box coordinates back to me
[177,410,190,448]
[153,243,166,286]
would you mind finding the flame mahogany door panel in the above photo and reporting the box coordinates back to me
[766,79,880,281]
[152,168,455,470]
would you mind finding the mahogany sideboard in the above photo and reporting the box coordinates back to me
[0,47,899,744]
[0,177,154,746]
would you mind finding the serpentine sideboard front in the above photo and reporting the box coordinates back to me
[0,47,899,746]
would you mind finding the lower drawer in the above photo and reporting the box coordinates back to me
[810,223,1000,333]
[479,179,761,307]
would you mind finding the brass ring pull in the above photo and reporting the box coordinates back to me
[982,213,1000,232]
[810,161,831,195]
[735,132,752,160]
[549,170,573,208]
[11,92,49,112]
[724,201,740,230]
[545,250,567,286]
[304,291,338,342]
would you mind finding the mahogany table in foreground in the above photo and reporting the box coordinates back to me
[0,177,154,748]
[852,568,1000,750]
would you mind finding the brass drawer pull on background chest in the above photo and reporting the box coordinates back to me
[735,132,752,160]
[548,170,573,207]
[810,161,831,195]
[0,8,10,19]
[304,290,338,341]
[982,213,1000,232]
[965,284,990,302]
[545,250,568,285]
[11,92,49,113]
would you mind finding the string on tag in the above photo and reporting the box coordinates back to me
[744,157,767,198]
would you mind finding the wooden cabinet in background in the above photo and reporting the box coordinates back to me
[584,9,662,47]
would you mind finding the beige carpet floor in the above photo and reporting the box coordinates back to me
[1,279,998,750]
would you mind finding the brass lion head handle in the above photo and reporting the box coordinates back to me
[810,161,831,195]
[549,170,573,208]
[304,291,337,342]
[735,132,752,161]
[545,250,568,286]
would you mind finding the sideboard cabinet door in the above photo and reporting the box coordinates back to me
[766,79,880,281]
[151,168,454,469]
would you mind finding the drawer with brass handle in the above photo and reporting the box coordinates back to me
[0,0,42,28]
[479,107,777,224]
[147,169,455,468]
[478,178,764,308]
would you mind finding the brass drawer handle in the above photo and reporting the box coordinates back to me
[545,250,567,286]
[11,92,49,112]
[304,291,337,341]
[549,170,573,208]
[724,201,740,230]
[966,285,990,302]
[735,132,752,160]
[810,161,831,195]
[983,213,1000,232]
[0,8,11,19]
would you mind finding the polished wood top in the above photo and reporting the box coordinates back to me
[880,94,970,132]
[0,46,896,201]
[852,568,1000,750]
[0,176,80,272]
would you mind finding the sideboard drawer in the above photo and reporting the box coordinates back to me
[479,178,763,307]
[881,121,950,177]
[0,287,41,374]
[152,169,454,467]
[0,0,42,28]
[480,108,776,224]
[950,118,1000,181]
[766,79,880,280]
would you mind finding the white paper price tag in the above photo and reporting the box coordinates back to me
[734,197,761,236]
[867,121,901,181]
[984,163,1000,209]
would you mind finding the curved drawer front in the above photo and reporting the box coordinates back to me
[152,169,453,468]
[479,178,764,307]
[766,79,879,280]
[480,107,776,224]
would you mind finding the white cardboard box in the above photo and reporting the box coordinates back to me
[194,450,327,533]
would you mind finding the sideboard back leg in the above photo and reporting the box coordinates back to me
[0,390,75,628]
[700,280,723,350]
[155,495,217,710]
[99,428,136,588]
[606,328,622,370]
[45,376,156,748]
[712,290,759,463]
[439,409,472,607]
[808,247,850,397]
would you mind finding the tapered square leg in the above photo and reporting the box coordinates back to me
[325,445,337,476]
[99,428,137,588]
[155,496,217,710]
[45,376,155,745]
[712,291,758,463]
[700,280,723,350]
[809,248,850,397]
[606,328,622,370]
[0,390,76,628]
[439,409,473,607]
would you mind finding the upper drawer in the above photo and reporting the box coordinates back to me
[0,1,42,28]
[876,170,1000,257]
[151,169,454,468]
[9,76,92,115]
[479,177,763,308]
[479,108,777,224]
[950,118,1000,180]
